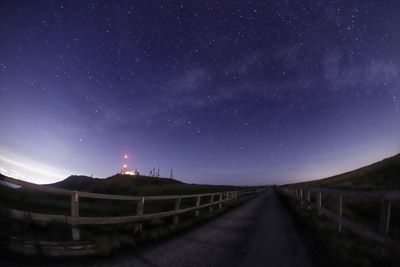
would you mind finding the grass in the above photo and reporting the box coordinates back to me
[0,174,261,256]
[82,197,248,256]
[279,153,400,266]
[0,195,252,266]
[280,192,400,267]
[47,173,251,196]
[293,153,400,190]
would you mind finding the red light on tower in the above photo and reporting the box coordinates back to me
[122,154,129,173]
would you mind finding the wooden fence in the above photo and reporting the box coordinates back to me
[282,186,400,254]
[0,176,265,243]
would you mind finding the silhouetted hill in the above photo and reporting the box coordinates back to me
[47,174,193,195]
[295,153,400,190]
[50,175,102,191]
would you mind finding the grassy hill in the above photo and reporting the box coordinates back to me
[294,153,400,190]
[282,154,400,267]
[46,174,246,196]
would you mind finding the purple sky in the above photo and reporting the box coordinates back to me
[0,1,399,185]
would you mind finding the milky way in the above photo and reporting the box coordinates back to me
[0,1,399,184]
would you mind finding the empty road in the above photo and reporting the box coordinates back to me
[5,189,312,267]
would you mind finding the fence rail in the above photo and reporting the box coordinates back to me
[282,186,400,254]
[0,176,266,243]
[308,187,400,200]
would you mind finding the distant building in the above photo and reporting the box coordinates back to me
[121,169,140,176]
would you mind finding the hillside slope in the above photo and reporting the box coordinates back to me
[47,174,245,196]
[295,153,400,190]
[49,175,102,191]
[47,174,188,194]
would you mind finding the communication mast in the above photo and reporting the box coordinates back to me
[121,154,128,174]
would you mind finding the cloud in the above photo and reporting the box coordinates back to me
[162,69,212,109]
[323,52,399,91]
[231,52,264,75]
[367,60,399,82]
[0,167,25,180]
[0,154,69,183]
[173,69,208,92]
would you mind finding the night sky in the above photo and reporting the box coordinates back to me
[0,1,399,185]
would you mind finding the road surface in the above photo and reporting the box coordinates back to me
[5,189,312,267]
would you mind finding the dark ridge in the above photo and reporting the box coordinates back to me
[46,173,186,195]
[48,175,102,191]
[292,153,400,190]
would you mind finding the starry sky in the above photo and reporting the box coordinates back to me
[0,1,399,185]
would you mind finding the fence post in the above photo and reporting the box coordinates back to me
[378,199,392,258]
[173,197,181,225]
[219,193,223,209]
[135,197,145,233]
[317,191,322,215]
[209,194,214,212]
[338,195,343,232]
[234,191,238,204]
[307,191,311,210]
[379,199,391,236]
[71,191,80,241]
[195,196,201,217]
[300,189,303,205]
[385,200,391,236]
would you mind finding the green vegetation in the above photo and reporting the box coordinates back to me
[280,153,400,267]
[48,173,248,196]
[280,193,400,267]
[293,153,400,190]
[0,173,260,256]
[0,173,257,215]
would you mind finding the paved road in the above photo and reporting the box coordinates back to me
[5,189,312,267]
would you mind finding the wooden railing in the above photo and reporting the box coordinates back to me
[0,176,266,242]
[282,186,400,253]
